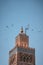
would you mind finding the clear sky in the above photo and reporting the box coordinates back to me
[0,0,43,65]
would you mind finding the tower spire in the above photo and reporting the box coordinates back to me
[20,26,23,33]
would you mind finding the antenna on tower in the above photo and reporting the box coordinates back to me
[25,24,29,34]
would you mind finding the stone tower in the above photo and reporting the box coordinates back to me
[9,27,35,65]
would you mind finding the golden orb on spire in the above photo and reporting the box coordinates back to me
[20,26,23,33]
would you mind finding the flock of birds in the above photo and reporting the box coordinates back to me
[6,24,14,28]
[5,24,41,33]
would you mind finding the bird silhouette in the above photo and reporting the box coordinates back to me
[38,30,41,32]
[6,26,9,28]
[31,29,34,31]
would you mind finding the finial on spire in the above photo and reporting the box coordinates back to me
[20,26,23,33]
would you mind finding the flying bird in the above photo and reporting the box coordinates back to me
[31,29,34,31]
[38,30,41,32]
[6,26,9,28]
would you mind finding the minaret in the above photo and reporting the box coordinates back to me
[9,27,35,65]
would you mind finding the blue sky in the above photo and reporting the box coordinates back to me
[0,0,43,65]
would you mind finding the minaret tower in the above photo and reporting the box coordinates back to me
[9,27,35,65]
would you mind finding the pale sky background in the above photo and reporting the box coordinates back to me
[0,0,43,65]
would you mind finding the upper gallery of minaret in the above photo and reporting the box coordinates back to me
[15,27,29,48]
